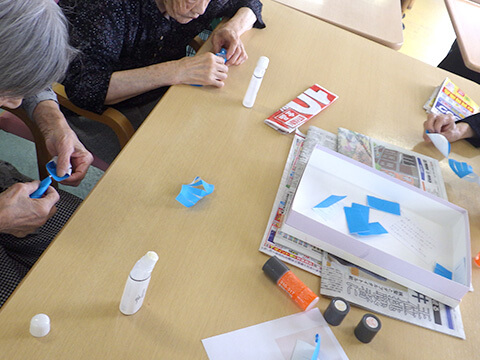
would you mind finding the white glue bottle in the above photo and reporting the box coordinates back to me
[119,251,159,315]
[242,56,269,108]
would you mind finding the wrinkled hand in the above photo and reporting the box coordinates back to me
[0,182,59,237]
[423,113,474,143]
[211,26,247,66]
[176,52,228,87]
[44,126,93,187]
[33,100,93,187]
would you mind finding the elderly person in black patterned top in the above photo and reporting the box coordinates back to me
[60,0,265,163]
[0,0,93,307]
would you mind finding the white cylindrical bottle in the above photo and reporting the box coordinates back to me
[242,56,269,108]
[119,251,159,315]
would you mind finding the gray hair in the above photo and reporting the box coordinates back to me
[0,0,77,98]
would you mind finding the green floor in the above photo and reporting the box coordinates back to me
[0,130,104,199]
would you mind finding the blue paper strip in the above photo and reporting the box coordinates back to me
[313,195,346,208]
[357,222,388,236]
[176,177,214,207]
[434,263,453,280]
[366,195,401,215]
[351,203,370,221]
[448,159,473,179]
[344,206,370,233]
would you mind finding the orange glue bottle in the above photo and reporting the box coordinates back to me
[262,256,319,311]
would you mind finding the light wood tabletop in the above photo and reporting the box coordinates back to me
[1,0,480,358]
[272,0,404,49]
[445,0,480,72]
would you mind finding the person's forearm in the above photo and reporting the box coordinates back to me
[220,7,257,37]
[32,100,72,137]
[105,60,183,105]
[458,122,476,140]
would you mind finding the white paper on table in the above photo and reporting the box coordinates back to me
[202,308,348,360]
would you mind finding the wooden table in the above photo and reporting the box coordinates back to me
[1,0,480,358]
[272,0,404,49]
[445,0,480,72]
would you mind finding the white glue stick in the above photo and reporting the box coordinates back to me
[119,251,159,315]
[242,56,269,108]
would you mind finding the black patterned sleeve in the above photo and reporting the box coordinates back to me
[458,113,480,147]
[215,0,265,29]
[61,1,127,114]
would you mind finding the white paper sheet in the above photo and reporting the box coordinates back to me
[202,309,349,360]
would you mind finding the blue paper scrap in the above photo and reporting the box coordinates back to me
[357,222,388,236]
[449,159,474,179]
[344,203,389,236]
[176,177,214,207]
[434,263,453,280]
[314,195,346,208]
[344,206,370,233]
[351,203,370,221]
[366,195,401,215]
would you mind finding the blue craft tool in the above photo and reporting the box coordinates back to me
[30,157,71,199]
[311,334,320,360]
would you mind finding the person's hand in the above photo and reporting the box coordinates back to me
[423,113,475,143]
[44,126,93,187]
[176,52,228,87]
[0,182,59,237]
[211,25,247,66]
[33,100,93,186]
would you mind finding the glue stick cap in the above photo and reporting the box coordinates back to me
[130,251,159,281]
[262,256,289,283]
[256,56,269,70]
[253,56,270,78]
[30,314,50,337]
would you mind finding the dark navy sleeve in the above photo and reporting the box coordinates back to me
[210,0,265,29]
[237,0,265,29]
[458,113,480,147]
[61,1,128,114]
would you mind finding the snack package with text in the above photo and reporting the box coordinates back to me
[264,84,338,134]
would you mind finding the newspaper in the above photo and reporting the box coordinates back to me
[259,126,464,338]
[336,127,448,199]
[320,252,465,339]
[258,127,337,275]
[423,77,479,120]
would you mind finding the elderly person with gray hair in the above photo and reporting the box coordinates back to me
[0,0,93,307]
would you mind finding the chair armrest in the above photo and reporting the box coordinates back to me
[52,83,135,147]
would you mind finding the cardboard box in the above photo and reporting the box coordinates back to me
[281,145,471,307]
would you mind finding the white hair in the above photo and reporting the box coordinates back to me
[0,0,77,98]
